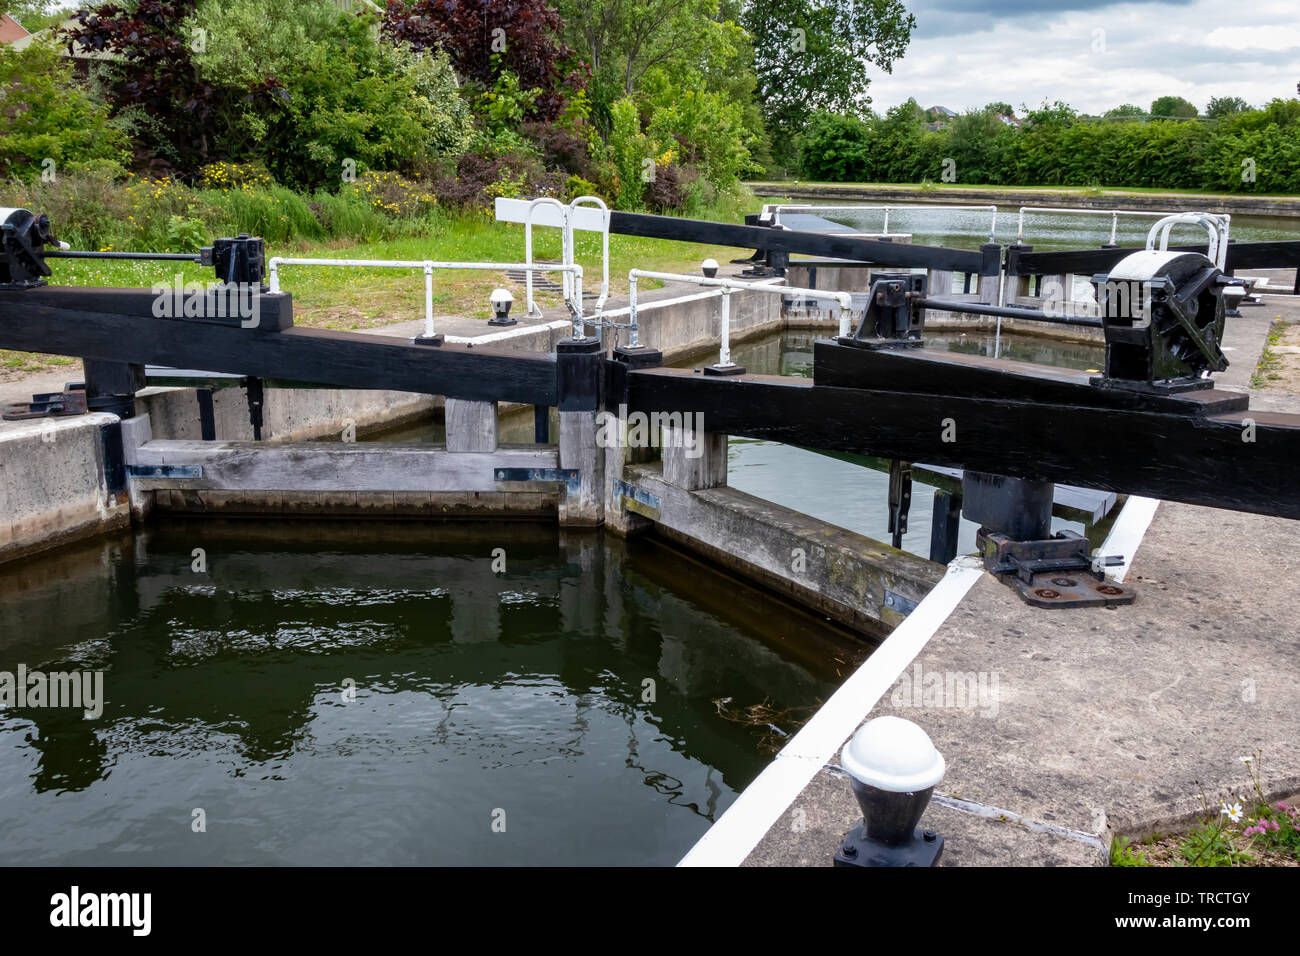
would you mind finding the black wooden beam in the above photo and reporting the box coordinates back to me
[1011,240,1300,276]
[0,289,557,406]
[624,366,1300,520]
[607,210,987,273]
[812,343,1248,415]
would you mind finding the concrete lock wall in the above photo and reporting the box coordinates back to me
[0,413,131,566]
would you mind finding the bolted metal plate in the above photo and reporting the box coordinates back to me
[494,467,580,494]
[1011,572,1136,609]
[883,589,919,616]
[126,464,203,479]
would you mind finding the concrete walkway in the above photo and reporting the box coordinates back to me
[698,295,1300,867]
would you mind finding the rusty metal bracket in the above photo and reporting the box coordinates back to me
[613,478,662,521]
[979,529,1135,608]
[2,383,88,421]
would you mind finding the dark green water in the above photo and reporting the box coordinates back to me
[0,520,859,866]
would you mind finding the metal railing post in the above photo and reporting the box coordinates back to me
[423,262,435,339]
[718,289,733,368]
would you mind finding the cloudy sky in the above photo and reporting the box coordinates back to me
[866,0,1300,115]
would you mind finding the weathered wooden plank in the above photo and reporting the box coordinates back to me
[625,366,1300,519]
[129,440,558,492]
[445,399,498,453]
[0,291,558,405]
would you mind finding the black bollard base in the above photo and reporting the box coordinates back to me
[613,344,663,369]
[702,363,746,376]
[833,825,944,867]
[411,334,444,347]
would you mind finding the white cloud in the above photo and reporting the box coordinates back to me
[1205,26,1300,52]
[865,0,1300,115]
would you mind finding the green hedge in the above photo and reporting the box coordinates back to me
[798,99,1300,193]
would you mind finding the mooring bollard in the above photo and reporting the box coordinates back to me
[834,716,946,867]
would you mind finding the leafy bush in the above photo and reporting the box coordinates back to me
[430,150,562,210]
[122,176,217,249]
[381,0,585,121]
[644,163,693,212]
[564,175,603,201]
[349,171,437,218]
[0,41,130,182]
[798,112,873,181]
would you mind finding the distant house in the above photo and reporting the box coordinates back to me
[8,18,118,64]
[0,13,32,45]
[924,104,957,132]
[995,113,1022,129]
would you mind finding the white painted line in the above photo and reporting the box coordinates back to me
[444,318,571,346]
[1098,495,1160,583]
[677,557,985,867]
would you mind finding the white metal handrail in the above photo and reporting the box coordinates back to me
[1015,205,1232,247]
[1146,212,1230,271]
[765,203,999,243]
[524,197,570,318]
[267,256,583,340]
[628,269,853,369]
[569,195,610,313]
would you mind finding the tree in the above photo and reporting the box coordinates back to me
[556,0,717,95]
[984,101,1014,117]
[381,0,585,120]
[1104,103,1145,119]
[743,0,915,162]
[61,0,229,172]
[1,1,62,29]
[0,38,130,180]
[798,111,871,180]
[1149,95,1197,119]
[63,1,474,186]
[1205,95,1250,119]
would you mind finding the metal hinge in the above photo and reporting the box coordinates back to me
[494,467,580,494]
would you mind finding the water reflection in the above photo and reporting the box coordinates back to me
[0,521,859,865]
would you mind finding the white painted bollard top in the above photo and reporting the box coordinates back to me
[840,716,946,793]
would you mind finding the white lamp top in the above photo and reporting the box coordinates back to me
[840,716,946,793]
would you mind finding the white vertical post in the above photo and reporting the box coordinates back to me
[629,275,640,348]
[423,262,434,339]
[719,289,733,367]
